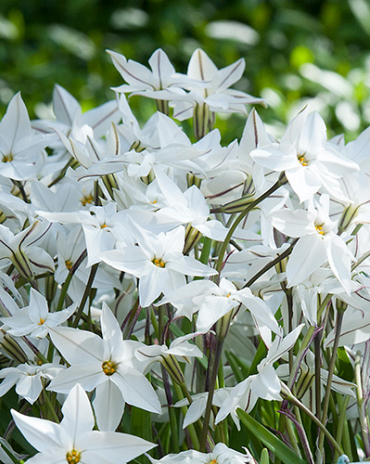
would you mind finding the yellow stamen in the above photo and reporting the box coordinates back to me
[226,293,231,298]
[101,223,107,229]
[65,260,73,270]
[152,257,165,268]
[316,225,324,235]
[38,318,45,326]
[210,460,218,464]
[66,449,81,464]
[298,154,308,166]
[102,360,117,376]
[2,154,14,163]
[80,194,94,206]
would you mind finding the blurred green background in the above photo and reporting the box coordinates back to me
[1,0,370,141]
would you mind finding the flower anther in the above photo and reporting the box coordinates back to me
[66,449,81,463]
[80,194,94,206]
[152,257,165,268]
[38,318,45,326]
[65,260,73,270]
[315,225,325,235]
[298,154,308,166]
[102,360,117,376]
[2,153,14,163]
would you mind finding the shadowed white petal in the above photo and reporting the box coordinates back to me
[61,384,94,447]
[11,410,61,452]
[49,327,104,364]
[113,367,161,414]
[86,430,156,463]
[48,364,105,393]
[100,302,123,354]
[286,235,327,288]
[93,381,125,432]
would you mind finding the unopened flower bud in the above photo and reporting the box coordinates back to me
[0,333,28,364]
[338,205,359,234]
[336,299,348,313]
[183,224,202,255]
[102,174,119,200]
[161,354,185,385]
[216,310,233,341]
[187,173,202,189]
[211,193,255,214]
[193,103,215,140]
[295,362,315,399]
[12,248,34,280]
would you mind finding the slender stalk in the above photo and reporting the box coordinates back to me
[162,366,179,453]
[72,263,98,328]
[314,325,322,421]
[200,337,224,451]
[215,174,287,274]
[56,271,73,312]
[173,383,200,450]
[281,383,343,456]
[318,309,345,455]
[355,350,370,457]
[43,390,60,423]
[334,394,350,462]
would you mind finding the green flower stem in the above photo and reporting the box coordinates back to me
[198,237,212,266]
[150,307,159,340]
[285,418,302,456]
[72,263,98,328]
[281,383,343,456]
[287,294,332,391]
[56,272,73,313]
[162,366,180,453]
[315,326,322,422]
[43,390,60,423]
[215,174,287,274]
[173,383,200,450]
[56,250,87,313]
[243,239,298,289]
[334,394,350,462]
[318,308,345,456]
[200,337,224,452]
[355,350,370,457]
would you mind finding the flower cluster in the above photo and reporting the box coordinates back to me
[0,48,369,464]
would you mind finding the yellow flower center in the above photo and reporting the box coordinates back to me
[80,194,94,206]
[315,225,325,235]
[298,154,308,166]
[65,260,73,270]
[152,257,165,268]
[38,318,45,326]
[101,223,107,229]
[102,360,117,376]
[66,449,81,464]
[2,154,14,163]
[210,460,218,464]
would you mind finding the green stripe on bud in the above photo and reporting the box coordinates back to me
[0,334,28,363]
[338,205,360,234]
[211,193,256,214]
[161,354,185,385]
[183,224,202,255]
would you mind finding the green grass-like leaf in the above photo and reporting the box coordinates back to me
[237,409,306,464]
